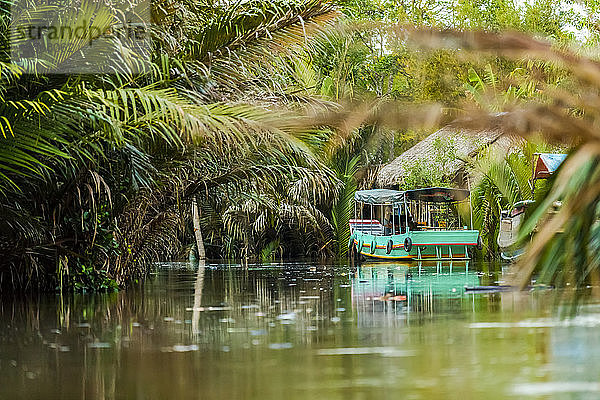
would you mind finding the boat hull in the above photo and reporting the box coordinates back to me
[351,230,479,261]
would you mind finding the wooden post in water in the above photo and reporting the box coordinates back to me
[192,196,206,260]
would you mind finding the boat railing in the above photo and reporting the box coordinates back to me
[351,219,470,234]
[349,219,384,235]
[417,226,469,231]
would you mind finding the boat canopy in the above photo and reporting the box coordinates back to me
[534,153,567,179]
[354,189,404,204]
[404,187,470,203]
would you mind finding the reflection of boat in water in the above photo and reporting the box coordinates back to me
[350,188,482,261]
[352,261,480,316]
[497,153,566,261]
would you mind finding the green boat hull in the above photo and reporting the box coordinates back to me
[350,230,480,260]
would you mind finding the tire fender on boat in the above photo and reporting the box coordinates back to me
[404,237,412,253]
[386,239,393,254]
[371,240,376,254]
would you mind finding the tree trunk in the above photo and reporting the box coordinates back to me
[192,196,206,260]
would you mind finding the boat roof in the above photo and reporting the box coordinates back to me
[355,187,470,203]
[404,187,470,202]
[354,189,404,204]
[534,153,567,179]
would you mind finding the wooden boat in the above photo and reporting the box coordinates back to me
[349,187,482,261]
[497,153,567,260]
[497,200,534,261]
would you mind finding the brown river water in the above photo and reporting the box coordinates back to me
[1,261,600,399]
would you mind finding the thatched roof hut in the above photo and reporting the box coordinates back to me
[377,124,517,188]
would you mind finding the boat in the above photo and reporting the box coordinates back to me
[349,187,482,261]
[497,200,534,260]
[497,153,567,260]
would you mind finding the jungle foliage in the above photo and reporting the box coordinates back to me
[0,0,344,290]
[0,0,595,291]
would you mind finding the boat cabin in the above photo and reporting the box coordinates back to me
[351,187,473,236]
[350,189,405,236]
[404,187,473,231]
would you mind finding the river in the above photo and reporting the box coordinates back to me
[1,261,600,399]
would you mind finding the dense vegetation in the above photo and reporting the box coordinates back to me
[1,0,599,291]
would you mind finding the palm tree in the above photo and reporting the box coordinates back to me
[0,0,342,290]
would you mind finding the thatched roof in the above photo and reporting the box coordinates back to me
[377,124,509,187]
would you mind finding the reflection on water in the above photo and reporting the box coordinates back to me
[353,262,481,324]
[1,261,600,399]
